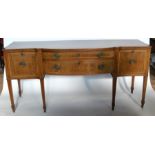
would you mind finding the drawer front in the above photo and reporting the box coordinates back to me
[44,60,114,75]
[8,50,39,78]
[118,50,147,75]
[42,49,114,61]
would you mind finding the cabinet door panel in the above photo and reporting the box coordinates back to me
[117,50,147,75]
[8,51,39,78]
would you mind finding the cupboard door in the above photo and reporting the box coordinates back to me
[117,49,147,75]
[8,50,40,78]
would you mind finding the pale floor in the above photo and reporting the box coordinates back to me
[0,70,155,116]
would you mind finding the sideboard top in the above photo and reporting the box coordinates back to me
[5,39,149,50]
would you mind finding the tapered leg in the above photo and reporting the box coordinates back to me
[112,77,117,110]
[141,75,148,108]
[131,76,135,94]
[40,78,46,112]
[17,79,22,97]
[7,79,15,112]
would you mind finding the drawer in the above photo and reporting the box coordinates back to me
[117,49,147,75]
[8,50,39,78]
[42,49,114,60]
[44,59,114,75]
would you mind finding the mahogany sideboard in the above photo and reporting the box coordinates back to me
[4,40,151,112]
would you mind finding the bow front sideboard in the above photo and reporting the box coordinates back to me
[4,40,151,112]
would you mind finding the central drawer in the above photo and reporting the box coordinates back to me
[43,59,114,75]
[42,49,114,60]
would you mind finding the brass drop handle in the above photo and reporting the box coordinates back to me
[74,53,80,57]
[77,61,81,65]
[19,61,26,67]
[52,53,61,59]
[128,59,136,64]
[52,64,61,71]
[98,64,105,70]
[96,52,104,58]
[20,52,25,56]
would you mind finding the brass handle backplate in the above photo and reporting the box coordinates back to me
[52,53,61,59]
[52,64,61,71]
[98,64,105,70]
[128,59,136,64]
[77,61,81,65]
[74,53,80,57]
[20,52,25,56]
[19,61,26,67]
[96,52,104,58]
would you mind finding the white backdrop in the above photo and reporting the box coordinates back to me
[1,0,155,155]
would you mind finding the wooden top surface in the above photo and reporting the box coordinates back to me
[5,39,149,50]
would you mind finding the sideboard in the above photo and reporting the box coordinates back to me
[4,40,151,112]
